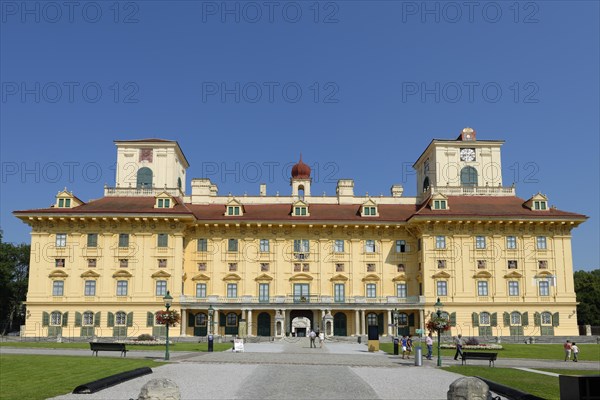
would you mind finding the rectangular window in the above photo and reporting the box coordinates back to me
[259,239,270,253]
[477,260,486,269]
[229,263,238,271]
[116,280,128,296]
[164,199,170,208]
[87,233,98,248]
[437,281,447,296]
[260,263,269,271]
[335,263,344,272]
[437,260,446,269]
[55,258,65,268]
[120,259,128,268]
[294,283,310,302]
[84,280,96,296]
[396,240,406,253]
[397,283,407,298]
[366,263,376,272]
[227,206,240,216]
[363,206,376,215]
[506,236,517,249]
[433,200,447,210]
[538,260,548,269]
[539,281,550,296]
[88,259,96,268]
[477,281,488,296]
[259,283,269,302]
[198,262,207,271]
[56,233,67,247]
[52,281,64,296]
[155,280,167,296]
[302,263,310,272]
[366,283,377,298]
[293,239,310,253]
[158,259,167,268]
[115,312,126,326]
[294,263,301,272]
[157,233,168,248]
[365,240,376,253]
[397,264,405,272]
[508,260,518,269]
[83,312,94,326]
[119,234,129,248]
[196,283,206,298]
[197,238,208,252]
[334,283,345,302]
[228,239,238,252]
[58,198,64,208]
[227,283,237,298]
[508,281,519,296]
[158,199,164,208]
[475,236,486,249]
[536,236,547,250]
[294,206,307,216]
[435,236,446,249]
[334,240,345,253]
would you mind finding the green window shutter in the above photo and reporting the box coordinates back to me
[450,312,456,327]
[94,312,101,327]
[147,312,154,327]
[471,312,479,327]
[42,312,49,327]
[552,312,559,327]
[75,312,82,327]
[219,312,226,327]
[522,312,529,326]
[188,313,195,327]
[491,312,497,327]
[503,312,510,327]
[127,312,134,327]
[408,313,415,327]
[62,312,69,327]
[534,312,541,327]
[107,312,115,327]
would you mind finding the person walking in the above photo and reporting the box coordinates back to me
[319,331,324,348]
[406,335,413,359]
[564,340,572,361]
[571,342,579,362]
[453,334,464,361]
[401,335,408,359]
[425,333,433,360]
[309,330,317,348]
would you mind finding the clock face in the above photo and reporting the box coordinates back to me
[460,148,476,162]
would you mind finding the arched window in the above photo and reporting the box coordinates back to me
[50,311,62,326]
[423,176,430,192]
[115,311,126,326]
[136,167,153,188]
[510,312,521,326]
[298,185,305,200]
[226,313,238,326]
[195,313,207,326]
[460,166,478,187]
[541,312,552,325]
[367,313,378,326]
[479,312,490,325]
[398,312,408,326]
[83,311,94,326]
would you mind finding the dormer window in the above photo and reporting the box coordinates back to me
[433,200,447,210]
[58,198,71,208]
[361,200,378,217]
[154,192,175,209]
[525,193,549,211]
[294,206,307,216]
[533,200,547,210]
[227,206,241,216]
[225,199,244,216]
[157,198,170,208]
[363,206,376,215]
[55,189,83,208]
[292,200,309,216]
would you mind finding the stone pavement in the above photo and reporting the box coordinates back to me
[2,339,597,400]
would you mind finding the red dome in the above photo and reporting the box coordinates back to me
[291,154,311,179]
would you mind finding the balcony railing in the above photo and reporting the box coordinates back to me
[424,185,516,197]
[104,185,184,197]
[180,294,424,305]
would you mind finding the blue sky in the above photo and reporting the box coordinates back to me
[1,1,598,270]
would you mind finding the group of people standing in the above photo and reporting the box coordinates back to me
[309,330,324,348]
[564,340,580,362]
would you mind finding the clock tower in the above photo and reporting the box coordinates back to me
[413,127,506,198]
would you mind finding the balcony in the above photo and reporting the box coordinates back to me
[104,185,184,197]
[423,185,516,198]
[179,295,425,306]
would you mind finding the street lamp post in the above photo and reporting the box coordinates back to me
[434,297,444,367]
[393,309,399,337]
[163,291,173,361]
[208,305,214,335]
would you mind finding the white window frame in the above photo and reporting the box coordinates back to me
[508,281,519,296]
[436,281,447,296]
[475,236,486,249]
[366,283,377,298]
[365,240,376,253]
[396,283,407,298]
[155,280,167,296]
[506,236,517,249]
[334,240,345,253]
[539,280,550,296]
[116,280,128,296]
[197,238,208,252]
[480,312,490,325]
[196,283,207,298]
[56,233,67,248]
[84,280,96,296]
[536,236,547,250]
[435,236,446,249]
[115,311,126,326]
[227,283,238,298]
[83,311,94,326]
[50,311,62,326]
[477,280,488,296]
[52,281,64,296]
[510,312,521,326]
[259,239,270,253]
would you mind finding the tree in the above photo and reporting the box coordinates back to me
[0,231,30,334]
[574,269,600,326]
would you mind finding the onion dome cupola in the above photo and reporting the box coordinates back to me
[291,154,311,198]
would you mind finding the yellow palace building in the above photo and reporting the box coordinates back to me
[14,128,587,340]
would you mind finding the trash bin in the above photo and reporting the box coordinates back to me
[208,334,214,352]
[357,336,362,344]
[393,338,399,355]
[414,346,423,366]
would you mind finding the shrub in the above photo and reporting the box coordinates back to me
[137,334,155,341]
[465,337,480,345]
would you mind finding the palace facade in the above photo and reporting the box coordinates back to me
[14,128,587,339]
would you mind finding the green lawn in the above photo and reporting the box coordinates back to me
[0,341,232,352]
[538,368,600,376]
[379,342,600,361]
[0,354,165,400]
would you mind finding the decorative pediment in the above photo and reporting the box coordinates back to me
[154,191,176,209]
[225,199,244,216]
[289,273,313,282]
[55,188,84,208]
[524,192,549,211]
[504,271,523,279]
[151,270,172,278]
[49,270,69,278]
[432,271,451,279]
[362,274,380,282]
[192,273,211,281]
[361,199,378,217]
[392,273,407,282]
[291,199,309,216]
[535,270,553,278]
[473,271,492,279]
[429,193,449,210]
[330,274,349,282]
[112,270,132,278]
[223,273,242,281]
[254,273,273,282]
[80,270,100,278]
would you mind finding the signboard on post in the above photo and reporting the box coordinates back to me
[233,338,245,352]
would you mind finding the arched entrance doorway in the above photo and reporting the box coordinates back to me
[191,312,207,336]
[289,310,313,337]
[333,312,347,336]
[257,312,271,336]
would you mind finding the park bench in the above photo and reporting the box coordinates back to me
[89,342,128,357]
[461,351,497,367]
